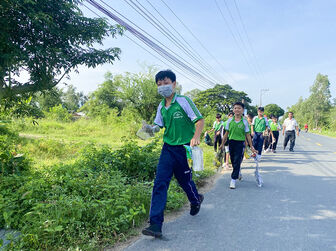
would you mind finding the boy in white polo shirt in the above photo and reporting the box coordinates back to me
[142,70,204,238]
[220,102,256,189]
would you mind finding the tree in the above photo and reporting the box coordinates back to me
[0,0,123,99]
[117,69,162,122]
[307,73,331,127]
[62,85,87,112]
[264,104,284,118]
[0,95,43,119]
[193,84,252,116]
[34,88,63,112]
[184,88,201,100]
[80,72,125,117]
[286,73,332,129]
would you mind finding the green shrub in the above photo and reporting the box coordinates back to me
[0,132,213,250]
[79,139,160,182]
[45,104,71,122]
[0,125,29,176]
[0,165,151,250]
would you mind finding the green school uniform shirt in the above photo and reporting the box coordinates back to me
[225,117,250,141]
[270,121,281,131]
[252,116,269,132]
[154,94,203,145]
[213,120,224,132]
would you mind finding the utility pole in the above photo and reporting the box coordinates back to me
[260,89,269,107]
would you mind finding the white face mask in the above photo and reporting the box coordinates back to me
[158,84,173,98]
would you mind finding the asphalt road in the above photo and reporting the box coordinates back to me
[125,132,336,251]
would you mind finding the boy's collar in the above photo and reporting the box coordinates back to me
[162,93,177,106]
[171,93,177,103]
[234,115,243,120]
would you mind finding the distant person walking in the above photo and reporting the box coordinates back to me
[221,111,234,170]
[270,116,281,153]
[251,107,273,161]
[207,114,224,152]
[304,123,308,133]
[282,112,299,152]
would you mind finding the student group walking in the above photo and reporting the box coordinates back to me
[141,69,300,238]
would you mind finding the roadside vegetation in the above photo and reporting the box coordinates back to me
[286,73,336,137]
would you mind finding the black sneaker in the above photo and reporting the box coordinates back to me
[142,224,162,238]
[289,149,294,152]
[190,194,204,216]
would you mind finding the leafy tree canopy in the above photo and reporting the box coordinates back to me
[287,73,332,128]
[193,84,252,116]
[184,88,201,100]
[0,0,123,99]
[264,103,284,118]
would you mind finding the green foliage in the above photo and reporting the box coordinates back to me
[62,85,87,112]
[116,69,162,122]
[1,97,217,249]
[248,105,258,117]
[34,88,63,112]
[81,67,166,122]
[0,139,158,249]
[0,95,43,119]
[264,103,284,118]
[79,139,160,182]
[0,166,151,250]
[0,136,217,250]
[184,88,201,100]
[0,125,29,176]
[194,84,252,117]
[287,73,332,129]
[0,0,123,98]
[45,104,72,122]
[80,72,125,116]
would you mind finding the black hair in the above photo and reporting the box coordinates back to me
[288,111,294,114]
[216,113,221,118]
[270,114,274,118]
[155,70,176,83]
[228,111,234,116]
[247,113,254,119]
[233,101,245,109]
[258,107,264,112]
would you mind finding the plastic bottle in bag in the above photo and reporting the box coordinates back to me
[191,146,204,172]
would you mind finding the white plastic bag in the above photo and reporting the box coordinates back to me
[136,121,159,140]
[191,146,204,172]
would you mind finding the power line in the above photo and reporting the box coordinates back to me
[221,0,262,80]
[232,0,265,82]
[85,0,217,89]
[214,0,259,81]
[96,0,216,88]
[159,0,236,84]
[123,0,221,84]
[81,2,211,89]
[144,0,227,84]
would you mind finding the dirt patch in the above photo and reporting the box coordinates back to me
[19,133,45,139]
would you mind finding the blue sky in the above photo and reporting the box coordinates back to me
[66,0,336,110]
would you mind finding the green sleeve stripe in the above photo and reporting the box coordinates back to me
[192,117,202,123]
[185,96,202,118]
